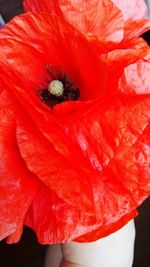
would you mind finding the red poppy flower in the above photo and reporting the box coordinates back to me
[0,1,150,244]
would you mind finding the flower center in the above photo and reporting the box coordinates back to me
[48,80,64,96]
[40,65,80,108]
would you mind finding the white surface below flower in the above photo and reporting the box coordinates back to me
[45,220,135,267]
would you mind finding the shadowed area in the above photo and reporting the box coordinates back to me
[0,0,24,22]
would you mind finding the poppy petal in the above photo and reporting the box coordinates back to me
[24,183,136,244]
[23,0,150,43]
[24,185,98,244]
[99,38,150,95]
[112,0,147,20]
[75,210,137,242]
[125,19,150,39]
[23,0,124,43]
[86,31,149,55]
[6,221,24,244]
[15,106,95,214]
[119,57,150,95]
[0,89,40,241]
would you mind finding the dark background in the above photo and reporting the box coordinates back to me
[0,1,150,266]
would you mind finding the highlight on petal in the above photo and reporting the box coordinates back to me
[112,0,147,20]
[119,57,150,95]
[24,0,124,43]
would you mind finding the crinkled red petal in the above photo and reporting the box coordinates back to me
[0,89,40,242]
[125,19,150,39]
[24,0,124,43]
[75,210,137,242]
[59,95,150,206]
[23,0,150,43]
[24,185,98,244]
[119,56,150,95]
[15,103,96,215]
[97,38,150,95]
[24,183,137,244]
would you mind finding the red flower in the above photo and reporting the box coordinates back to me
[0,1,150,244]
